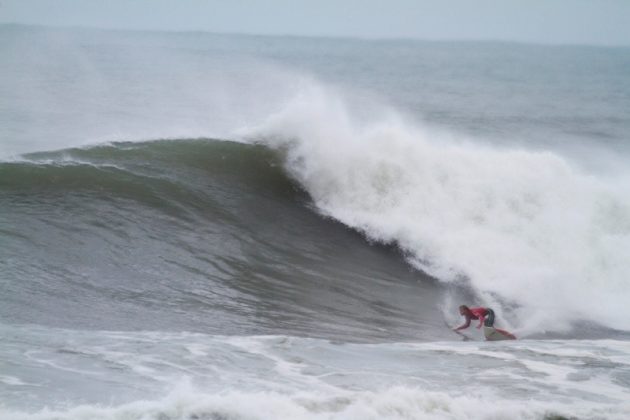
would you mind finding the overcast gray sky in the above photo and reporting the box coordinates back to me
[1,0,629,45]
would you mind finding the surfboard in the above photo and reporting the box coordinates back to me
[483,326,516,341]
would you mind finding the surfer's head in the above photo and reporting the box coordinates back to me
[459,305,470,315]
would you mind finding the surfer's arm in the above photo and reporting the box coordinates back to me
[477,314,485,329]
[453,318,471,331]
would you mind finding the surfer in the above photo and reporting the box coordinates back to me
[453,305,516,339]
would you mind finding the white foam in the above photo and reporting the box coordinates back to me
[245,82,630,333]
[2,382,628,420]
[3,325,630,419]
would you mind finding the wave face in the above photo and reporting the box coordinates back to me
[0,139,445,341]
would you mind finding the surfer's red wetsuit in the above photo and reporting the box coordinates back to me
[468,307,488,328]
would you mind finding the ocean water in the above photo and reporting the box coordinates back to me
[1,25,630,419]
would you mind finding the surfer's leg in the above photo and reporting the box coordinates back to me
[484,309,495,327]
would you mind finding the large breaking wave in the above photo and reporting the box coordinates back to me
[4,85,630,336]
[2,25,629,336]
[243,83,630,334]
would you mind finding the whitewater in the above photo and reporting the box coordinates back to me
[1,25,630,419]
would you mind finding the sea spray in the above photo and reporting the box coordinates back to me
[246,82,630,334]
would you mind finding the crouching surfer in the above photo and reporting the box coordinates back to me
[453,305,516,340]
